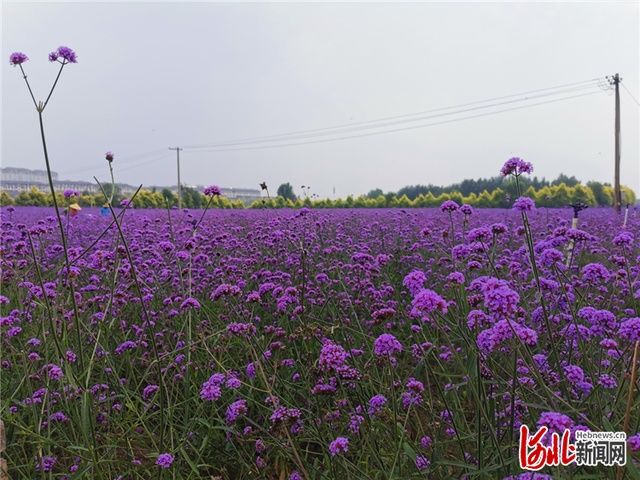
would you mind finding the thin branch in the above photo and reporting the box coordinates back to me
[43,62,66,110]
[18,64,38,109]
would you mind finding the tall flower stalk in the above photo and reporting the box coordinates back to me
[10,47,87,375]
[105,152,116,205]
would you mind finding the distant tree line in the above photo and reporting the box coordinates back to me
[0,185,244,209]
[370,174,616,201]
[1,176,636,209]
[250,182,636,209]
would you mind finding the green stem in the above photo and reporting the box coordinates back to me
[37,110,86,375]
[43,62,65,109]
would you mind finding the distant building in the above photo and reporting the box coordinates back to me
[1,167,57,184]
[1,166,262,202]
[0,166,137,196]
[151,184,262,203]
[208,186,261,202]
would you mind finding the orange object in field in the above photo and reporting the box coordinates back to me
[68,203,81,216]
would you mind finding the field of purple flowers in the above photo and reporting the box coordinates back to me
[2,173,640,479]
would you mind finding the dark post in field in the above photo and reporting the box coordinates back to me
[0,419,6,480]
[169,146,183,209]
[607,73,622,213]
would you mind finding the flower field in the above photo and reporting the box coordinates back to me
[2,194,639,479]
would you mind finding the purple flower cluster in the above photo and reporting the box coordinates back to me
[328,436,349,456]
[204,185,222,197]
[440,200,459,213]
[410,288,448,319]
[155,453,174,469]
[500,157,533,176]
[49,46,78,63]
[368,394,387,416]
[513,196,535,212]
[536,411,574,439]
[200,373,225,401]
[373,333,402,357]
[619,317,640,342]
[63,189,79,199]
[402,270,427,296]
[226,399,248,423]
[10,52,28,65]
[318,340,349,372]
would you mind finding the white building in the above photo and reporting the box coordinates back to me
[0,166,135,196]
[1,167,262,202]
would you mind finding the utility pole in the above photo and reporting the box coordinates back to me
[168,147,183,209]
[607,74,622,213]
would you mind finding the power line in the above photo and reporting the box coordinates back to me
[114,152,174,173]
[184,90,603,154]
[185,83,600,150]
[59,149,169,175]
[621,82,640,106]
[182,77,602,150]
[184,78,600,148]
[73,152,173,178]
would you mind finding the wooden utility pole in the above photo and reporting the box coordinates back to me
[0,418,7,480]
[168,147,183,209]
[608,74,622,212]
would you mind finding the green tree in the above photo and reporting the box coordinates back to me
[0,191,14,206]
[621,186,637,205]
[374,195,388,208]
[448,191,464,206]
[490,188,509,208]
[464,192,478,206]
[552,174,579,187]
[277,183,297,201]
[422,192,438,207]
[549,183,572,207]
[78,194,95,207]
[366,188,384,199]
[390,194,412,208]
[571,184,596,206]
[476,190,492,208]
[15,187,48,206]
[413,194,427,208]
[523,186,537,199]
[535,186,554,207]
[161,188,176,207]
[181,187,203,209]
[586,181,610,206]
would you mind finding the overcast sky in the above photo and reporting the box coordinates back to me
[2,1,639,198]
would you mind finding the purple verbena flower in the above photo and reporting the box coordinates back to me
[204,185,222,197]
[63,189,79,199]
[500,157,533,176]
[368,394,387,416]
[226,399,248,424]
[415,454,430,471]
[50,46,78,63]
[513,196,535,212]
[440,200,459,213]
[10,52,28,65]
[155,453,174,468]
[373,333,403,358]
[619,317,640,342]
[318,340,349,372]
[410,289,448,319]
[328,436,349,456]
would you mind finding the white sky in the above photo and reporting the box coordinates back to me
[2,1,639,198]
